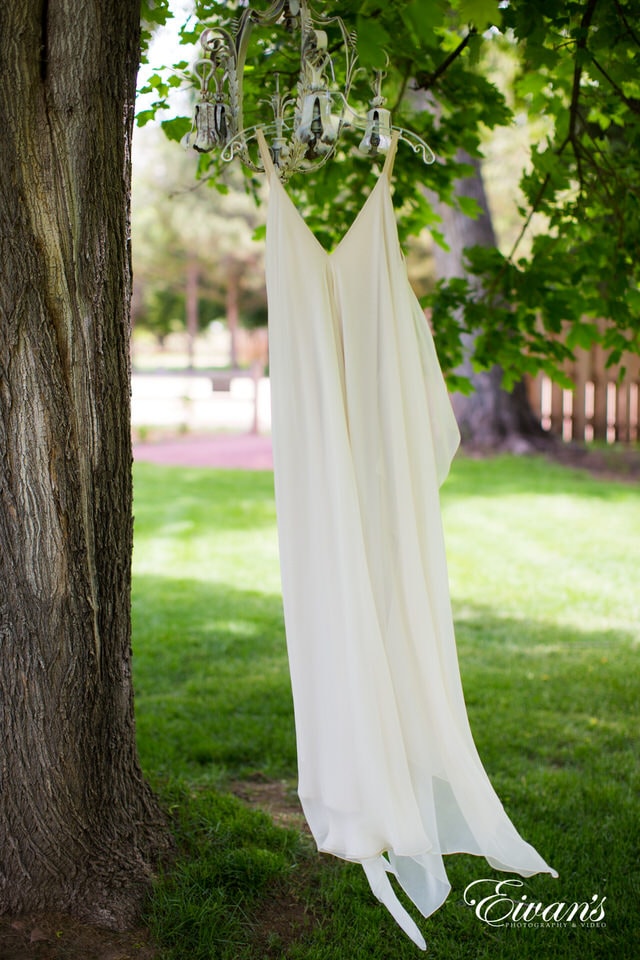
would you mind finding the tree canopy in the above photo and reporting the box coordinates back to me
[141,0,640,389]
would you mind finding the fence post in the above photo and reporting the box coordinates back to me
[631,383,640,442]
[550,381,564,436]
[615,383,629,443]
[525,326,640,445]
[592,379,608,441]
[572,351,590,443]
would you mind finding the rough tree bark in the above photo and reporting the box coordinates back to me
[226,264,240,368]
[433,153,549,450]
[0,0,169,928]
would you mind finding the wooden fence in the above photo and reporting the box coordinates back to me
[527,335,640,445]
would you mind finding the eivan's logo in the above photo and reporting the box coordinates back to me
[464,879,606,927]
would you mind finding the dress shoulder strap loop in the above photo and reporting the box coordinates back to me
[256,129,276,182]
[383,131,401,180]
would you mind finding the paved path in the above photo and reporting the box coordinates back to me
[133,432,273,470]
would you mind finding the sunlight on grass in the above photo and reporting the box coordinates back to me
[132,454,638,960]
[442,456,639,635]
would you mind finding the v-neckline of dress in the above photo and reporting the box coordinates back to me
[256,127,399,259]
[271,170,389,259]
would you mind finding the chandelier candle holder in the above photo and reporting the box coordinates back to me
[184,0,436,180]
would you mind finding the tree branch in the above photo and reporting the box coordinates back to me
[507,0,600,261]
[567,0,600,144]
[390,66,412,113]
[590,54,640,114]
[507,174,551,263]
[613,0,640,48]
[413,28,477,91]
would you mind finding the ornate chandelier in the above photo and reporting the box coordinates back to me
[185,0,435,180]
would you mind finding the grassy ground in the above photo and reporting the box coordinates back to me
[132,454,639,959]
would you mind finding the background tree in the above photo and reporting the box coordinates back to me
[468,0,640,373]
[432,152,548,449]
[132,125,266,365]
[0,0,170,926]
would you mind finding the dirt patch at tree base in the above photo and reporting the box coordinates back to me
[229,774,321,956]
[0,916,158,960]
[229,772,311,835]
[0,780,317,960]
[249,869,319,959]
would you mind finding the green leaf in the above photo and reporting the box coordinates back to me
[355,16,392,69]
[160,117,193,143]
[405,0,448,38]
[136,110,156,128]
[566,322,600,351]
[621,79,640,99]
[455,0,500,29]
[141,0,172,27]
[515,71,548,98]
[626,287,640,313]
[140,0,173,57]
[457,195,483,219]
[430,229,450,251]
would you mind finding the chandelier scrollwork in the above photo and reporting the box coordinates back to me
[184,0,436,180]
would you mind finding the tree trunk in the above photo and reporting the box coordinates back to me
[186,255,199,369]
[226,267,240,368]
[0,0,169,929]
[433,152,548,451]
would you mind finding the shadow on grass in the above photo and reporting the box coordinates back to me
[444,452,640,501]
[133,575,296,783]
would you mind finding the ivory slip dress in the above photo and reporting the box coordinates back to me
[256,130,556,949]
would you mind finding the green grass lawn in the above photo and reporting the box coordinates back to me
[132,454,639,959]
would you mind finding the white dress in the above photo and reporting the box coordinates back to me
[256,129,557,950]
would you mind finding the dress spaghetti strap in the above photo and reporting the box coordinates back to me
[383,131,400,180]
[256,128,275,181]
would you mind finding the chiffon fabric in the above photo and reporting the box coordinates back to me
[256,129,556,949]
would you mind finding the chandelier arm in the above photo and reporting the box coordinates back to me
[393,128,437,165]
[229,12,258,144]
